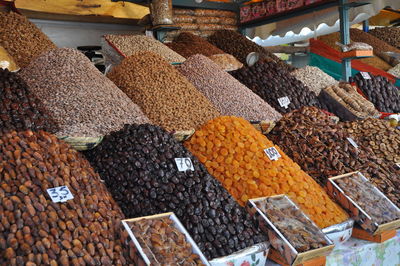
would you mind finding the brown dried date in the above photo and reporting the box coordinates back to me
[0,130,134,265]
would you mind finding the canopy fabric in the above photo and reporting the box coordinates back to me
[251,0,400,45]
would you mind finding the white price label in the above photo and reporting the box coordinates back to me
[47,186,74,203]
[360,72,371,80]
[175,158,194,172]
[347,137,358,149]
[396,163,400,169]
[278,96,290,109]
[264,147,281,161]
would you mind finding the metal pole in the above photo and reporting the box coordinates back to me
[362,20,369,32]
[339,0,351,81]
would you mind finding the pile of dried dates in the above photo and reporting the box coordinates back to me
[84,124,266,259]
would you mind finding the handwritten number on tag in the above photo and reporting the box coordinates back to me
[175,158,194,171]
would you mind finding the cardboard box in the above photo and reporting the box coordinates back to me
[122,212,209,265]
[326,172,400,235]
[247,195,334,265]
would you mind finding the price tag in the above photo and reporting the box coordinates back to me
[278,96,290,109]
[264,147,281,161]
[396,163,400,169]
[360,72,371,80]
[347,137,358,149]
[175,158,194,172]
[47,186,74,203]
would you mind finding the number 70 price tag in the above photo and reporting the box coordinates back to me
[264,147,281,161]
[175,158,194,172]
[47,186,74,203]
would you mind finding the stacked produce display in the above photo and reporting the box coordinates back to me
[84,124,266,259]
[1,8,400,265]
[268,107,399,206]
[185,116,349,229]
[107,52,219,131]
[0,130,134,265]
[178,54,282,121]
[231,60,324,114]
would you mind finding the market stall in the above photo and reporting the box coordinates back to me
[0,1,400,265]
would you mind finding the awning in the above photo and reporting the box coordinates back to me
[251,0,400,46]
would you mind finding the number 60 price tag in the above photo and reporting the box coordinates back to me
[47,186,74,203]
[264,147,281,161]
[175,158,194,172]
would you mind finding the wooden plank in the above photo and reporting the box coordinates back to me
[5,0,148,20]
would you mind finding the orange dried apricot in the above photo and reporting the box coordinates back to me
[185,116,348,228]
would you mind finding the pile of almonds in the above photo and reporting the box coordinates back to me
[0,130,134,265]
[107,52,220,131]
[268,107,399,206]
[0,12,56,68]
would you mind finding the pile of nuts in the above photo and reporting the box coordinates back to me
[19,48,149,137]
[291,66,338,96]
[207,30,294,72]
[322,83,380,119]
[104,35,185,63]
[369,27,400,49]
[339,118,400,164]
[0,12,56,68]
[335,174,400,225]
[350,73,400,113]
[231,60,324,114]
[268,107,400,207]
[0,130,133,265]
[128,217,205,265]
[0,69,59,134]
[178,54,282,121]
[107,52,220,131]
[255,197,328,252]
[84,124,266,259]
[166,32,225,57]
[185,116,349,229]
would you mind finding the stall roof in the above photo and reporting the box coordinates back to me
[251,0,400,46]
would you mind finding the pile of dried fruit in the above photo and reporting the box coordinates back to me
[0,12,56,68]
[369,27,400,50]
[0,130,134,265]
[321,83,380,119]
[208,30,294,71]
[178,54,282,121]
[104,34,185,63]
[127,217,205,265]
[166,32,225,57]
[335,173,400,225]
[255,197,328,252]
[231,60,324,114]
[107,52,220,131]
[291,66,337,96]
[339,118,400,164]
[350,73,400,113]
[268,107,400,207]
[185,116,349,228]
[0,68,59,134]
[84,124,266,259]
[167,33,243,71]
[19,48,149,137]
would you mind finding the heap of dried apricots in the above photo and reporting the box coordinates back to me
[185,116,349,228]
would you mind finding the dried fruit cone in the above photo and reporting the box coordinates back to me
[185,116,349,228]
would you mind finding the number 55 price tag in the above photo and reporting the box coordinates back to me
[264,147,281,161]
[47,186,74,203]
[175,158,194,172]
